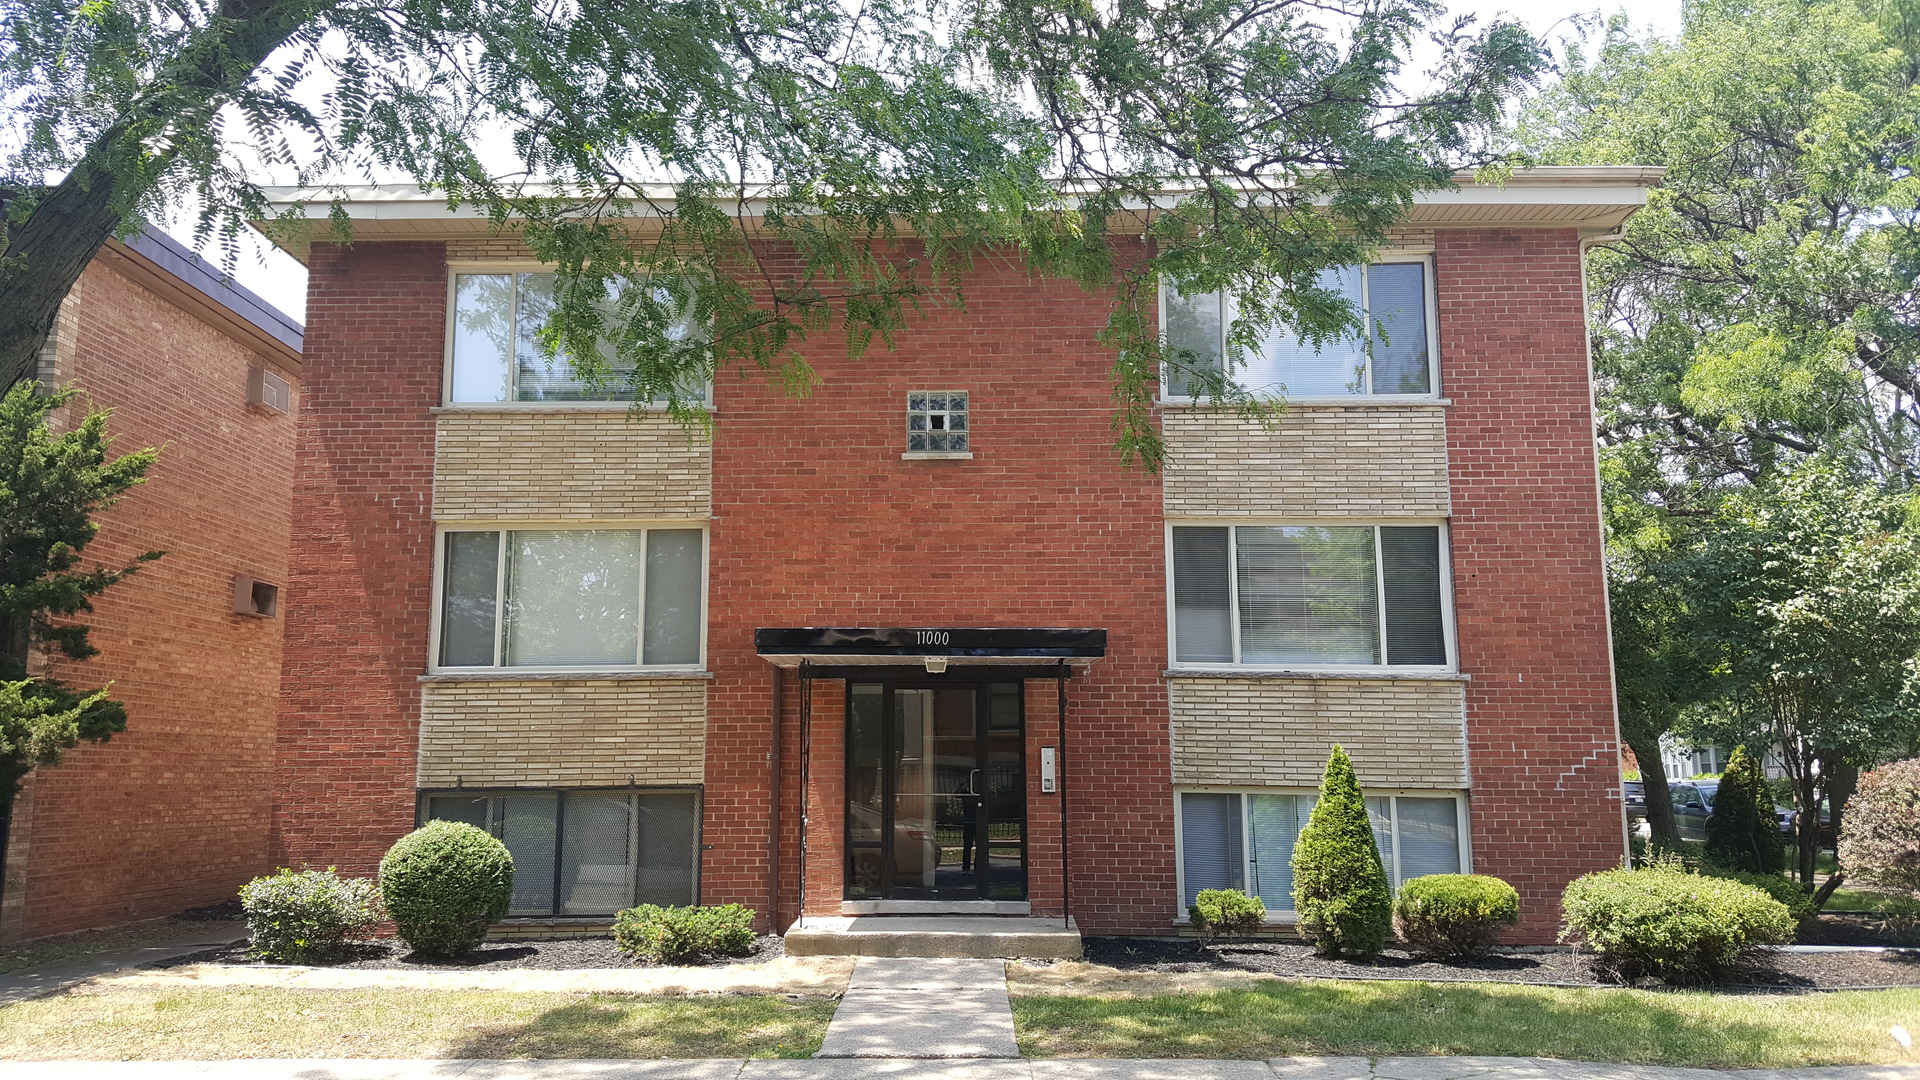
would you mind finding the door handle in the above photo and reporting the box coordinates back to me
[967,769,981,797]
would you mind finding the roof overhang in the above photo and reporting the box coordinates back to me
[250,167,1663,262]
[755,627,1106,670]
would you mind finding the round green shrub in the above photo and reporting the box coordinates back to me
[1392,874,1519,958]
[1560,866,1795,983]
[1291,745,1392,958]
[1704,748,1783,874]
[1838,757,1920,894]
[238,867,381,963]
[1189,888,1266,944]
[613,903,758,964]
[378,820,514,956]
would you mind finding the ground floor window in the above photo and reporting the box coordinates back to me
[1177,789,1467,913]
[421,788,700,916]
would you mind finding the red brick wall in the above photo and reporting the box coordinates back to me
[5,259,295,940]
[704,247,1177,934]
[272,242,446,874]
[1436,228,1626,941]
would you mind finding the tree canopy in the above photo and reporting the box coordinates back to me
[1,0,1546,465]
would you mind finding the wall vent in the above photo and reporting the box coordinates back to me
[233,576,280,618]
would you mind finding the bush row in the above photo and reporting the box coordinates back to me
[239,821,758,966]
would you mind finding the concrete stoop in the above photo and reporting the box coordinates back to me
[783,916,1081,959]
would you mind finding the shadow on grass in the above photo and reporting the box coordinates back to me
[1011,977,1920,1069]
[439,994,836,1059]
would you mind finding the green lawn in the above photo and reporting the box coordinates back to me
[0,987,835,1060]
[1011,981,1920,1068]
[1824,886,1910,913]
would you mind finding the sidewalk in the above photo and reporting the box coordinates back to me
[0,921,245,1006]
[5,1058,1920,1079]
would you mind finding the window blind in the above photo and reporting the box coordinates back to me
[1366,263,1431,394]
[503,530,644,666]
[440,531,500,666]
[1180,793,1243,908]
[1249,265,1365,395]
[643,530,704,665]
[1248,793,1315,911]
[1235,526,1379,665]
[1381,527,1447,665]
[1162,287,1224,398]
[1395,798,1462,880]
[1172,528,1233,663]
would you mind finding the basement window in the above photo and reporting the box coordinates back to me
[422,788,700,916]
[906,391,968,453]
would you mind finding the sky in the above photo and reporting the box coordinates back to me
[194,0,1687,326]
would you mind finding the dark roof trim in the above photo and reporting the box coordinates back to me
[105,229,303,362]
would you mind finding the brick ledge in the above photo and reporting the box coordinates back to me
[1163,667,1471,682]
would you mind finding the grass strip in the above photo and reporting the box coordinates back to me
[0,986,834,1060]
[1012,980,1920,1068]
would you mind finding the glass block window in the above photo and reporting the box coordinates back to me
[1171,524,1449,668]
[422,789,699,916]
[436,527,704,668]
[907,391,969,452]
[1162,261,1433,397]
[1177,790,1465,912]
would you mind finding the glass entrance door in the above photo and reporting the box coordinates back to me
[845,681,1026,900]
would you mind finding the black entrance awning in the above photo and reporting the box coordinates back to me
[754,627,1106,668]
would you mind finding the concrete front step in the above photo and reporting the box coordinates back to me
[784,916,1081,959]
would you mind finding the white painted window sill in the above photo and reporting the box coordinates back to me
[420,669,713,682]
[431,403,716,414]
[901,451,974,460]
[1163,666,1469,682]
[1159,397,1451,409]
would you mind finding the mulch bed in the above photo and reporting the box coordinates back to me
[1075,935,1920,991]
[152,933,786,971]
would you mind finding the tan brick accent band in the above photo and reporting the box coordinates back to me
[434,412,711,521]
[1162,405,1449,518]
[1168,676,1468,788]
[417,678,707,787]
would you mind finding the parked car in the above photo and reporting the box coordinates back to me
[1670,780,1718,842]
[1624,780,1647,817]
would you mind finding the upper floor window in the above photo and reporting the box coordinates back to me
[1162,261,1434,398]
[1170,523,1449,668]
[446,272,704,404]
[436,527,704,669]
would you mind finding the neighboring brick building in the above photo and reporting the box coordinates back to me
[263,167,1654,943]
[0,230,302,942]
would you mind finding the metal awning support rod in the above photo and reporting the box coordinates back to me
[1057,661,1070,931]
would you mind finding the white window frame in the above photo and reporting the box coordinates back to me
[1171,786,1473,923]
[427,520,710,673]
[443,263,714,409]
[1157,255,1440,404]
[1164,518,1457,674]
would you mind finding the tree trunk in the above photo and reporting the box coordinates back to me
[1821,753,1858,845]
[0,0,317,390]
[1624,729,1681,845]
[1796,772,1821,884]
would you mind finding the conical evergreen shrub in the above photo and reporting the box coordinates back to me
[1705,747,1783,874]
[1291,745,1392,957]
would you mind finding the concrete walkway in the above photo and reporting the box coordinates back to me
[5,1059,1920,1079]
[816,958,1017,1058]
[0,921,245,1005]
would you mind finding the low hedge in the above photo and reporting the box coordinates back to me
[1189,888,1266,943]
[1393,874,1519,958]
[1561,865,1794,983]
[238,868,381,964]
[613,903,758,965]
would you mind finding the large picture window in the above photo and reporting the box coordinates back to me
[1162,261,1434,398]
[1178,789,1466,912]
[437,528,705,669]
[447,272,705,404]
[423,789,700,916]
[1171,524,1448,667]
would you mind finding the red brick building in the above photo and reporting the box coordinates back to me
[1,230,302,942]
[263,168,1654,944]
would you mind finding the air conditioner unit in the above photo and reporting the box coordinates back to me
[248,366,292,413]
